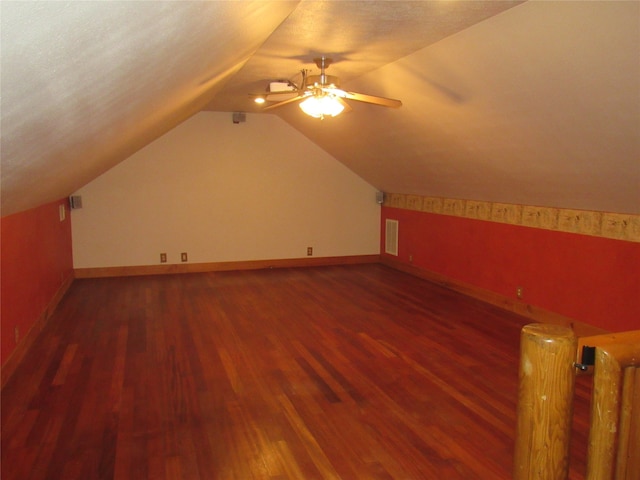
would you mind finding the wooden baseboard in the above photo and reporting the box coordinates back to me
[380,257,607,337]
[2,272,75,388]
[74,254,381,279]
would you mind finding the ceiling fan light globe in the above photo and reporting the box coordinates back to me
[299,95,345,118]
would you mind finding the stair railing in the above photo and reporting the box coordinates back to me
[513,324,640,480]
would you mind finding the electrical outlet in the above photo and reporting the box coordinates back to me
[307,247,313,256]
[181,252,188,262]
[160,253,167,263]
[516,286,524,299]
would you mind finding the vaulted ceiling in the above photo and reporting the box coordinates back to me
[2,1,638,217]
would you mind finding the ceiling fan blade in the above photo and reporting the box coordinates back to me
[262,94,307,111]
[341,91,402,108]
[248,90,304,105]
[337,97,352,114]
[249,90,298,98]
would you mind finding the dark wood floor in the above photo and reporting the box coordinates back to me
[2,264,592,479]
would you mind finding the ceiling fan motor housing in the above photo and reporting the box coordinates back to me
[306,74,340,89]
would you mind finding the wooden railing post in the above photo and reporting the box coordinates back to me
[586,343,640,480]
[513,324,577,480]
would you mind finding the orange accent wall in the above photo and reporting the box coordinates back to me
[1,200,73,365]
[381,207,639,332]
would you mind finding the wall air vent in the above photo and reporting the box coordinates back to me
[385,219,399,256]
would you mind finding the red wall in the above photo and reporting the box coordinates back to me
[1,200,74,365]
[382,207,639,332]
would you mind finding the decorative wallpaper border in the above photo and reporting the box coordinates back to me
[383,193,640,243]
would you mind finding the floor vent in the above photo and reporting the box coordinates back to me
[385,219,399,256]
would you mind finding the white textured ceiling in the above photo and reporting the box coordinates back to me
[2,1,639,217]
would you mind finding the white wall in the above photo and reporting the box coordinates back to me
[71,112,380,268]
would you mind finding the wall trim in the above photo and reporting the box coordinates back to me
[384,193,640,243]
[74,255,381,279]
[380,256,607,337]
[1,272,75,388]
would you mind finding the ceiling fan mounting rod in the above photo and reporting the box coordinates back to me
[314,56,332,86]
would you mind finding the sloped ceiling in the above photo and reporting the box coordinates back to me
[0,0,298,216]
[2,1,639,217]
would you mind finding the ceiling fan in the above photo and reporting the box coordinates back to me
[250,57,402,119]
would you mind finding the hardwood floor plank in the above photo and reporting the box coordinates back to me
[2,264,593,479]
[277,393,341,479]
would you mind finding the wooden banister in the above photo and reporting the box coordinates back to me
[514,326,640,480]
[513,324,577,480]
[585,339,640,480]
